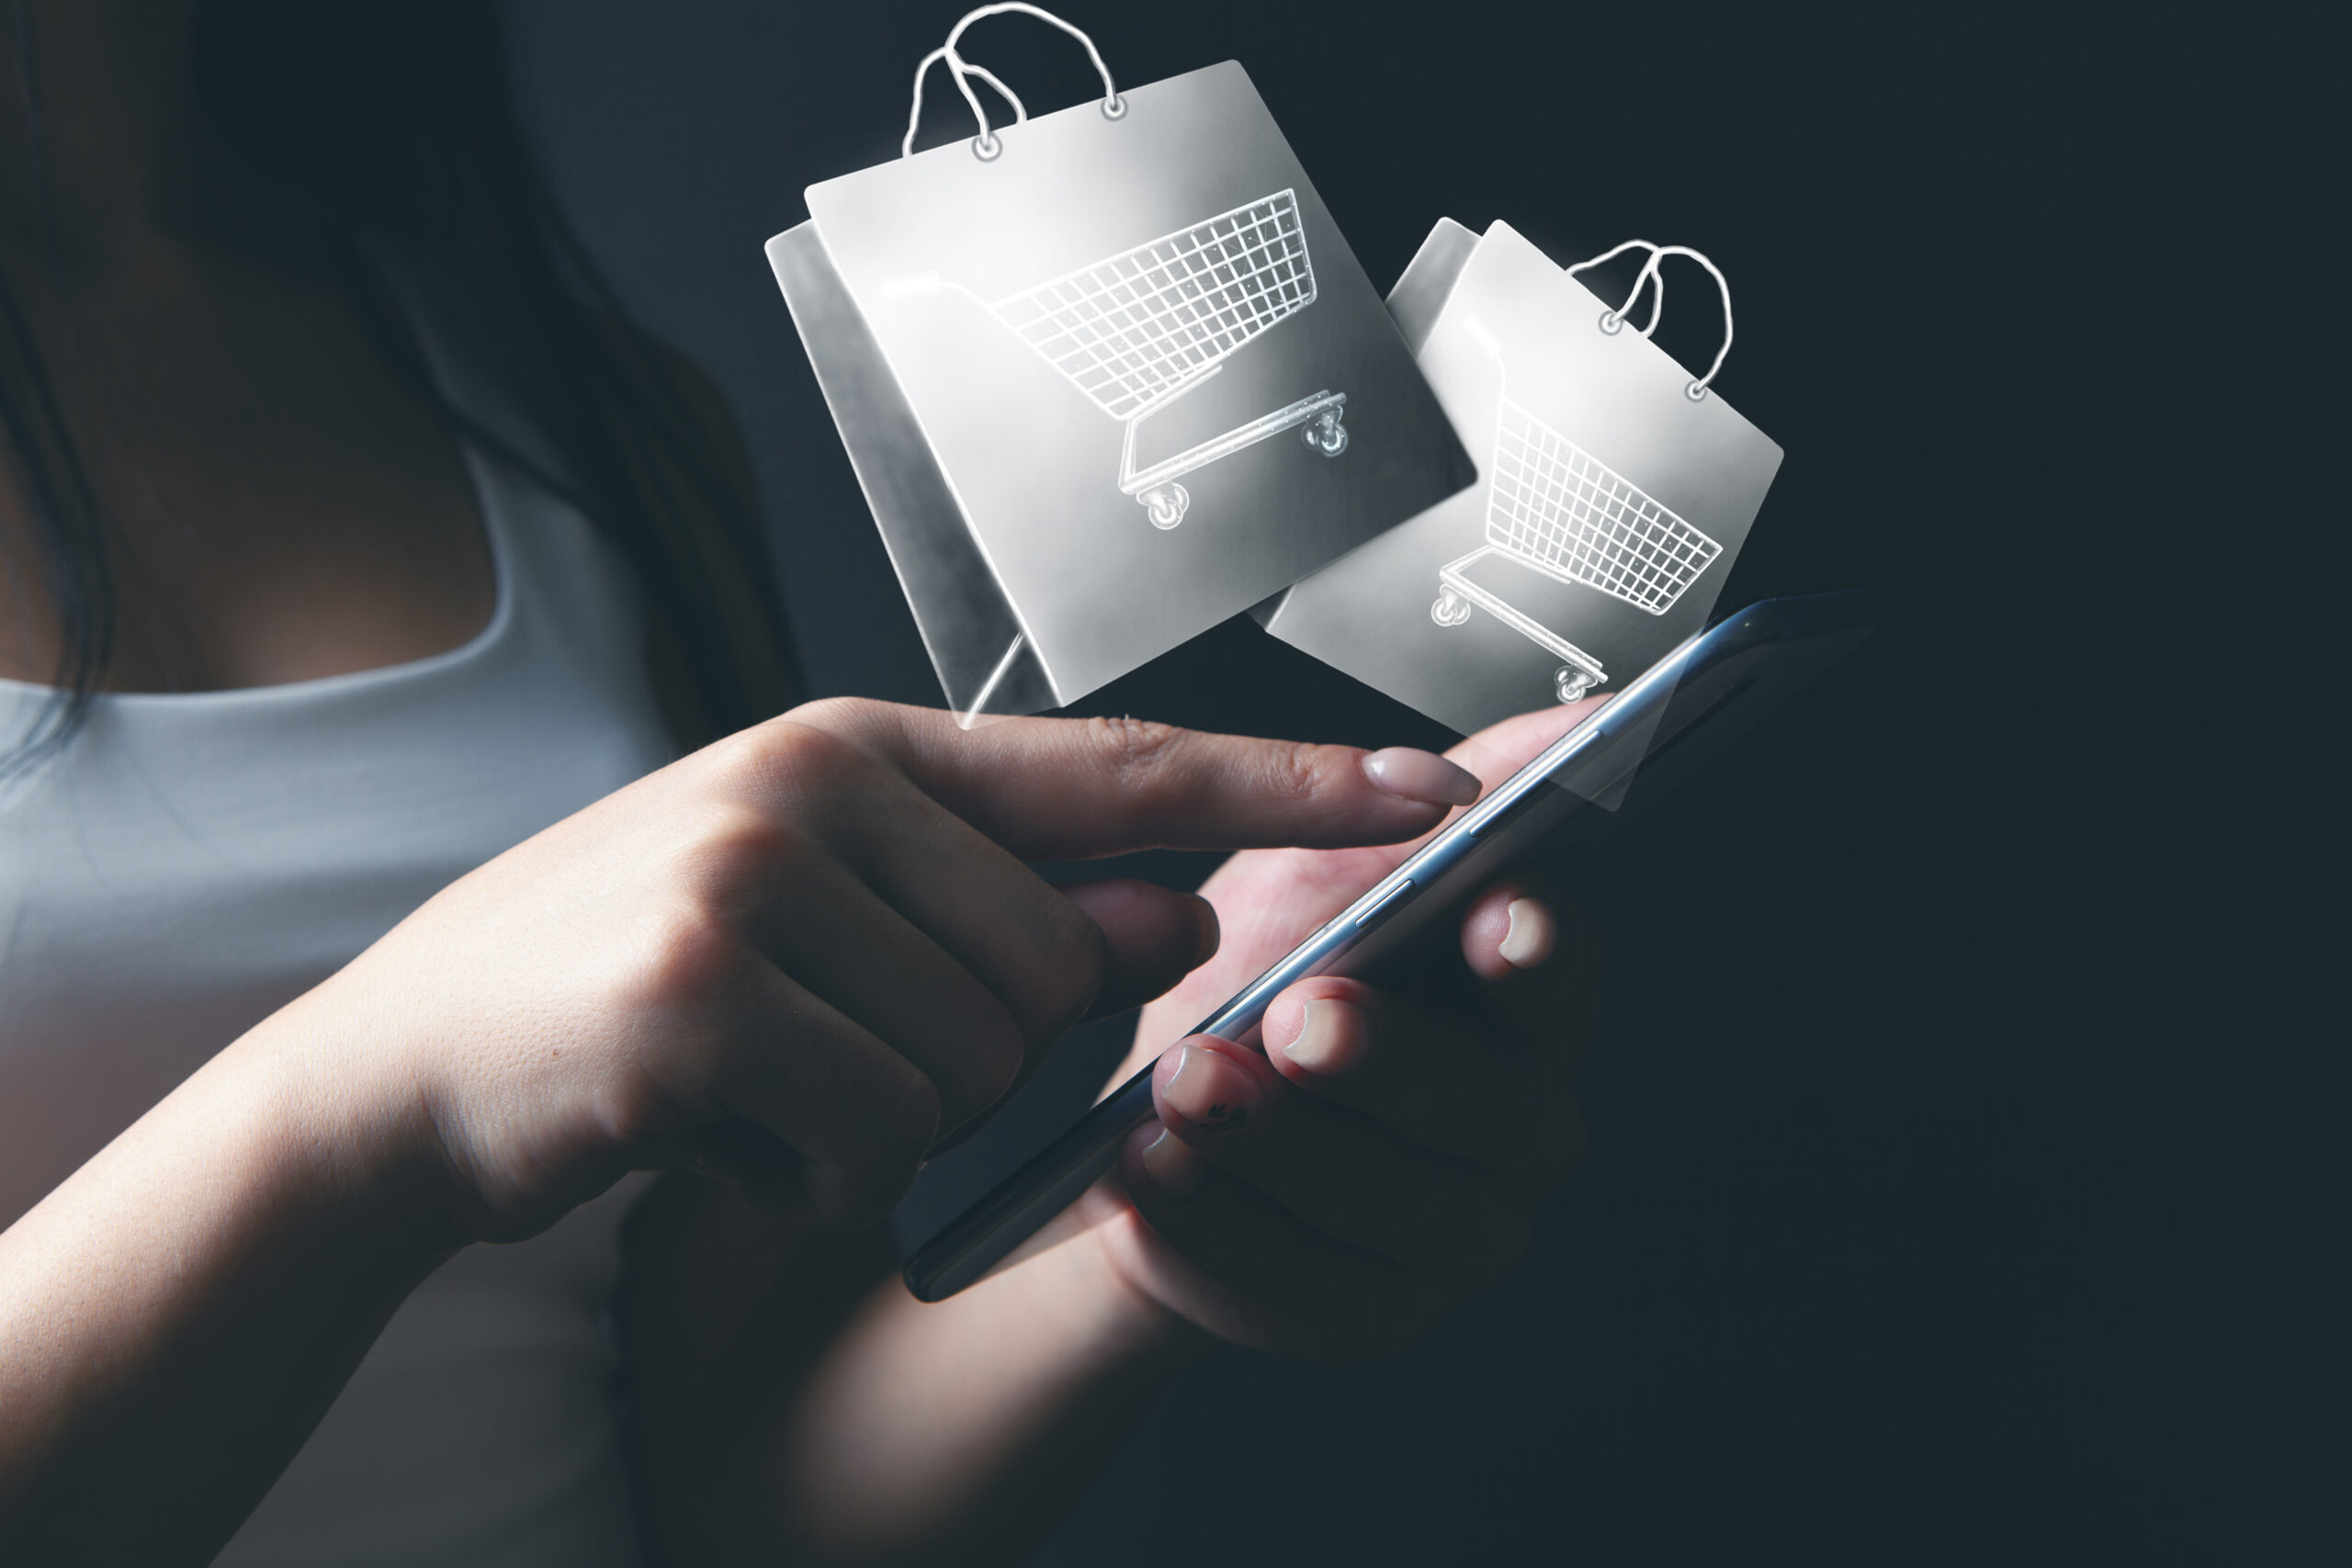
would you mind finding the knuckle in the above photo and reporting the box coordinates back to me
[1086,714,1184,770]
[679,804,804,888]
[785,694,886,743]
[1256,740,1327,807]
[627,899,742,1017]
[1082,715,1189,805]
[705,712,879,803]
[653,801,820,914]
[768,719,875,791]
[694,726,780,795]
[586,1062,677,1149]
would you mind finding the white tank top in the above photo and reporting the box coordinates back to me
[0,333,681,1565]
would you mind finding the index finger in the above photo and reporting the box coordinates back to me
[1231,694,1620,900]
[792,699,1480,860]
[1444,696,1612,792]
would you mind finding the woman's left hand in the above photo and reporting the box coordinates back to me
[1075,706,1602,1359]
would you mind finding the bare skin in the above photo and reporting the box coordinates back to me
[0,0,491,693]
[0,6,1596,1565]
[692,709,1595,1568]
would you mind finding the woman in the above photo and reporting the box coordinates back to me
[0,5,1589,1564]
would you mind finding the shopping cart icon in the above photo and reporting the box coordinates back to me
[891,190,1349,529]
[1431,363,1724,703]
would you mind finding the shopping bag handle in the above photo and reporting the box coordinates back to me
[1569,239,1668,337]
[1569,240,1736,400]
[903,47,1031,160]
[902,3,1125,163]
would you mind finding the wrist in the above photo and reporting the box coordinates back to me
[224,991,471,1269]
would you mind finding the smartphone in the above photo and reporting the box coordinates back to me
[903,590,1879,1302]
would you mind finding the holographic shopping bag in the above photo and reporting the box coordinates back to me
[1259,218,1783,795]
[768,6,1470,718]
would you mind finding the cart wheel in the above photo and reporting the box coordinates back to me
[1303,410,1350,457]
[1430,588,1472,627]
[1555,668,1598,704]
[1141,483,1189,530]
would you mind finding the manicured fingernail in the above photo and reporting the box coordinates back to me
[1362,747,1481,807]
[1160,1043,1259,1134]
[1498,897,1556,969]
[1139,1126,1206,1198]
[1282,998,1367,1077]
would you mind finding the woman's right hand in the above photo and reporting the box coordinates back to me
[254,698,1481,1250]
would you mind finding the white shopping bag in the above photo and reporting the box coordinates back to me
[1259,219,1783,798]
[767,6,1472,719]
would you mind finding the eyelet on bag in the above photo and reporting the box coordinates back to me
[972,132,1002,162]
[1598,310,1623,335]
[1102,94,1126,119]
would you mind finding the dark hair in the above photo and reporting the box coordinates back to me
[0,0,800,771]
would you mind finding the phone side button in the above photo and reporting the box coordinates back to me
[1464,790,1538,840]
[1352,879,1415,931]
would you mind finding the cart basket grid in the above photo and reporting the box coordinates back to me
[1490,401,1723,615]
[992,190,1317,423]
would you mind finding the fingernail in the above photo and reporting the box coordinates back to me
[1139,1126,1206,1199]
[1498,897,1556,969]
[1362,747,1482,807]
[1160,1043,1259,1134]
[1282,998,1367,1077]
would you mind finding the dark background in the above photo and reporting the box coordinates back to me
[506,2,2346,1562]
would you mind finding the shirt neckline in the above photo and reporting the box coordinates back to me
[0,437,514,710]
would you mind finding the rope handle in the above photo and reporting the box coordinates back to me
[901,4,1125,163]
[1567,240,1665,336]
[902,48,1030,160]
[1567,240,1736,400]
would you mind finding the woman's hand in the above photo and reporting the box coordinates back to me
[1078,705,1602,1359]
[247,699,1478,1250]
[611,709,1588,1566]
[0,700,1476,1564]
